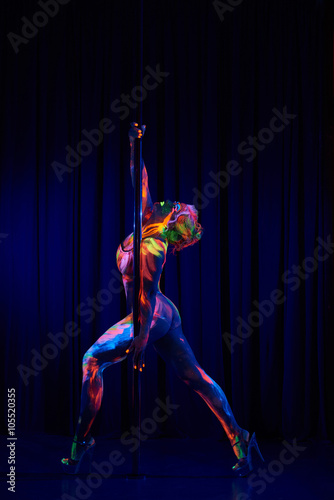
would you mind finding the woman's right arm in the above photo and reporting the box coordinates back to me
[129,123,154,219]
[138,237,167,338]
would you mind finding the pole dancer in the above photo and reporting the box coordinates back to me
[61,123,264,477]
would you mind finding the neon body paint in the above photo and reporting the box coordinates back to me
[65,153,245,467]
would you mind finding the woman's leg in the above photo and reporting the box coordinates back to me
[152,325,249,459]
[70,307,173,461]
[70,314,134,460]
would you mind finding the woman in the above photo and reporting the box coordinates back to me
[61,123,263,477]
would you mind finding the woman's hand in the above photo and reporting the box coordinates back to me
[129,122,146,144]
[125,334,148,371]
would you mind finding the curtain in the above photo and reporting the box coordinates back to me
[1,0,333,441]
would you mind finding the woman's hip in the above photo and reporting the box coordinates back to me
[87,293,181,357]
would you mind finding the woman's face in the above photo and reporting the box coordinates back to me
[152,201,195,231]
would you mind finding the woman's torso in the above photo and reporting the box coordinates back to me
[116,232,181,332]
[116,232,167,308]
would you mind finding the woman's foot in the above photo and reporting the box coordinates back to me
[61,433,96,473]
[231,431,264,477]
[231,429,250,460]
[231,429,250,476]
[70,434,95,463]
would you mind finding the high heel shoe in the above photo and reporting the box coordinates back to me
[232,432,264,477]
[61,436,96,474]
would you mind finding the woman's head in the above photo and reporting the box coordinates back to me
[162,201,203,252]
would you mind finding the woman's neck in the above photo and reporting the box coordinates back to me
[142,208,173,240]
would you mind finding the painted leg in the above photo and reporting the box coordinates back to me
[71,314,133,460]
[69,304,175,461]
[153,325,249,460]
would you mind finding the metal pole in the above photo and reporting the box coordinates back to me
[131,135,142,477]
[131,0,144,478]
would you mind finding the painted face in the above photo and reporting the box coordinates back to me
[146,201,202,249]
[153,201,197,230]
[170,202,202,242]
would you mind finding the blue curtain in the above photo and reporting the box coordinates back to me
[1,0,333,441]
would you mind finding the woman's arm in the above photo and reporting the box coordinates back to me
[129,124,154,219]
[139,237,167,337]
[126,237,167,369]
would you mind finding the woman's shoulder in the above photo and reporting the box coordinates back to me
[141,236,168,258]
[119,233,168,255]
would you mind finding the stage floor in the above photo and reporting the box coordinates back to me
[1,433,333,500]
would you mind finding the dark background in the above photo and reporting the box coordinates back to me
[1,0,333,443]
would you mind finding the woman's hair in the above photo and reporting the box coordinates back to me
[163,204,203,252]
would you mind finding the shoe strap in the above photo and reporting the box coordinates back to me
[73,438,91,446]
[232,436,247,448]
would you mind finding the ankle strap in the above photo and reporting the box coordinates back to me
[73,438,91,446]
[232,437,245,448]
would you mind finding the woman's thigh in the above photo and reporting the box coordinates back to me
[152,325,201,382]
[84,297,180,366]
[86,314,134,366]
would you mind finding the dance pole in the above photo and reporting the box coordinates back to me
[130,0,144,478]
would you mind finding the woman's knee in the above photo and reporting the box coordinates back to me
[173,359,200,387]
[82,348,100,379]
[177,362,213,391]
[83,345,97,362]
